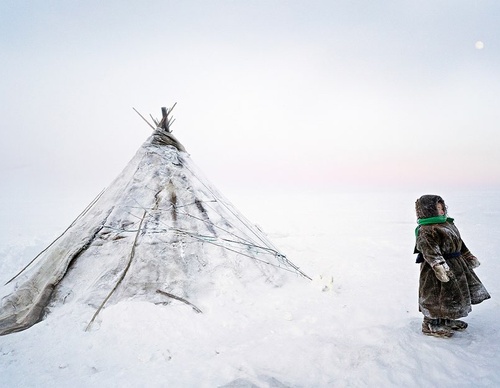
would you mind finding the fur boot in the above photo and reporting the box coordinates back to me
[439,318,468,331]
[422,317,454,338]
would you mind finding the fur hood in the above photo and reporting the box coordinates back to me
[415,194,447,219]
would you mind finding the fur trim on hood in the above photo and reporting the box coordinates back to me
[415,194,447,219]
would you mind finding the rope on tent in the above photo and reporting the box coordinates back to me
[136,183,231,234]
[169,227,276,256]
[167,220,284,259]
[133,185,277,255]
[174,199,218,209]
[124,205,278,273]
[177,163,311,279]
[4,189,106,286]
[182,162,281,252]
[115,208,282,268]
[130,199,282,260]
[199,199,283,251]
[168,227,304,276]
[173,206,253,245]
[85,209,147,331]
[101,225,144,234]
[128,193,311,279]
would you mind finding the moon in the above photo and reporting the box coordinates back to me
[475,41,485,50]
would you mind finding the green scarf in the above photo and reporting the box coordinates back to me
[415,215,454,237]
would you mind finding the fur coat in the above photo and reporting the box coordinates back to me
[416,221,490,319]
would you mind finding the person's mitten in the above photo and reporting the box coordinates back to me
[467,256,480,269]
[462,251,480,269]
[433,262,450,282]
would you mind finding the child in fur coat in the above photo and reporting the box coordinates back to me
[414,195,490,338]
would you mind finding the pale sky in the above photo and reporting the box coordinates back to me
[1,1,499,193]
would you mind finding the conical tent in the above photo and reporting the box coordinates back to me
[0,106,309,336]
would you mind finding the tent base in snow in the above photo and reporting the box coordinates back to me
[0,106,309,336]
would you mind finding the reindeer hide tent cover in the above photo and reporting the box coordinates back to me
[0,107,309,336]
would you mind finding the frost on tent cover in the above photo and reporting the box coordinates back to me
[0,106,310,336]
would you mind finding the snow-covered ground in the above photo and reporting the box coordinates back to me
[1,179,499,387]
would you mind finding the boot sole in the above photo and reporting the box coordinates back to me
[422,330,454,338]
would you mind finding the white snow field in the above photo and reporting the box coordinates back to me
[0,178,499,387]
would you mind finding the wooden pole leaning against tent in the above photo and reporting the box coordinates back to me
[0,106,310,336]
